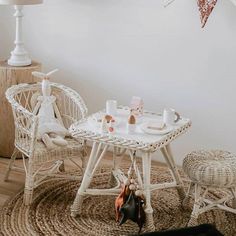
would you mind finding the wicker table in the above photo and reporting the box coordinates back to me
[69,107,191,231]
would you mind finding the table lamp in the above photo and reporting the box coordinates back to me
[0,0,43,67]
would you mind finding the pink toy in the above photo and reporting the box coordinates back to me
[130,96,144,116]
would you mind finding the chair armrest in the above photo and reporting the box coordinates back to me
[11,103,39,157]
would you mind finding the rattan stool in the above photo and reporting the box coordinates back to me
[182,150,236,226]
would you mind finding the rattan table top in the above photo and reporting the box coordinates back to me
[70,107,191,152]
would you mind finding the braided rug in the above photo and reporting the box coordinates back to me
[0,165,235,236]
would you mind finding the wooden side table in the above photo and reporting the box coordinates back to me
[0,61,42,158]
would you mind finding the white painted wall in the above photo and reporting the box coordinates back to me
[1,0,236,164]
[0,7,14,60]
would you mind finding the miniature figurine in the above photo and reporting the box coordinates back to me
[127,114,136,134]
[101,117,108,133]
[108,119,115,133]
[130,96,144,116]
[101,114,114,133]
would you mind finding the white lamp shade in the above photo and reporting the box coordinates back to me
[0,0,42,5]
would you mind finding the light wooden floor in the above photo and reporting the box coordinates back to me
[0,158,25,207]
[0,153,164,208]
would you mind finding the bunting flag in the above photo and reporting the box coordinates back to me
[197,0,218,28]
[164,0,219,28]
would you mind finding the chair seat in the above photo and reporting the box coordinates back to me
[33,137,84,164]
[183,150,236,187]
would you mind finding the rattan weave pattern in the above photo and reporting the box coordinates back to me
[4,82,88,205]
[70,108,191,152]
[183,150,236,187]
[183,150,236,227]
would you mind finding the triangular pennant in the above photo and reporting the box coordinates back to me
[197,0,218,28]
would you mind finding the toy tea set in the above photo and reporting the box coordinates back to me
[94,96,181,136]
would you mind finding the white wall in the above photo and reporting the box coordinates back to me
[0,7,14,60]
[1,0,236,164]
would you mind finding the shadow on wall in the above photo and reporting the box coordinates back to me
[0,7,15,60]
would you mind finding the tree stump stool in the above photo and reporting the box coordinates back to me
[0,61,42,158]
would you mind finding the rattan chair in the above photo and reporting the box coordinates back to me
[4,82,88,205]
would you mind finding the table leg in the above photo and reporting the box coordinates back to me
[109,147,126,187]
[142,152,155,232]
[128,150,143,188]
[160,144,185,201]
[71,142,107,217]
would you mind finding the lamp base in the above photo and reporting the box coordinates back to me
[7,5,32,67]
[8,50,32,67]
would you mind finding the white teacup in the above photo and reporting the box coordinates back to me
[163,108,180,125]
[106,100,117,116]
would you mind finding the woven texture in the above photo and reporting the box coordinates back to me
[6,82,87,158]
[33,137,83,165]
[183,150,236,187]
[5,82,87,205]
[70,107,191,152]
[0,165,236,236]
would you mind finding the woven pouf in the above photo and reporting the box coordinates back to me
[182,150,236,226]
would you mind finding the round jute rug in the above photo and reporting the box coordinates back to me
[0,165,236,236]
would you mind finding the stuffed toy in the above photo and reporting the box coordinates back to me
[32,69,69,149]
[115,161,146,233]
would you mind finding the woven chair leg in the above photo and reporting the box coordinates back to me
[24,163,35,206]
[24,176,35,205]
[4,148,19,182]
[71,194,84,217]
[182,182,194,210]
[187,215,198,227]
[145,212,155,232]
[187,184,201,227]
[24,187,34,206]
